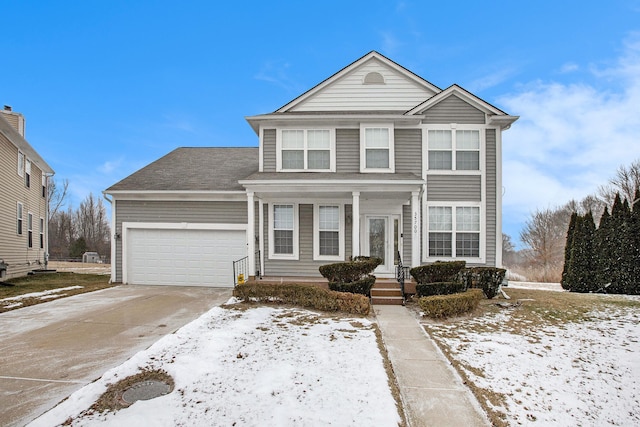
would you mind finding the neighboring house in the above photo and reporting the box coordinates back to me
[105,51,517,287]
[0,106,55,279]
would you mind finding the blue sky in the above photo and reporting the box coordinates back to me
[3,1,640,245]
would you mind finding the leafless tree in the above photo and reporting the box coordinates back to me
[519,207,568,282]
[47,177,69,221]
[598,159,640,205]
[75,193,111,257]
[48,207,76,259]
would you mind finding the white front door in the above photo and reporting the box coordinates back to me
[364,215,400,274]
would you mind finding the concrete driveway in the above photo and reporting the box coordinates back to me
[0,285,232,426]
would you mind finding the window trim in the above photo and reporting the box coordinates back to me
[424,124,483,174]
[360,123,395,173]
[313,204,345,261]
[268,203,299,260]
[276,128,336,172]
[423,202,485,263]
[17,202,23,235]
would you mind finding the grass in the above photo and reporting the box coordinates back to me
[0,272,114,313]
[415,287,640,427]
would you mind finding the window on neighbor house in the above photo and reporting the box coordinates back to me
[273,204,295,255]
[317,205,340,258]
[40,217,45,249]
[28,212,33,248]
[17,202,23,235]
[427,206,480,258]
[362,127,393,171]
[18,151,24,177]
[427,129,480,171]
[42,174,46,198]
[279,129,332,171]
[25,159,31,188]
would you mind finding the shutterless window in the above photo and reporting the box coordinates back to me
[40,218,45,249]
[428,129,480,171]
[273,205,294,255]
[318,206,340,256]
[17,203,23,235]
[28,213,33,248]
[18,151,24,177]
[42,174,47,198]
[364,128,390,169]
[25,159,31,188]
[456,207,480,257]
[281,129,331,170]
[456,130,480,170]
[428,206,452,256]
[428,130,452,170]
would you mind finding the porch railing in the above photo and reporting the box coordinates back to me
[233,250,261,286]
[395,250,410,305]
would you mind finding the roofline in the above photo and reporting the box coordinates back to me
[406,84,510,116]
[239,178,425,186]
[0,114,54,174]
[104,190,247,201]
[274,51,442,113]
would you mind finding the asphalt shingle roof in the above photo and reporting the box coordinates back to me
[105,147,259,192]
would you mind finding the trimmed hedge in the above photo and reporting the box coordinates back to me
[416,281,467,297]
[410,261,466,284]
[418,289,483,319]
[233,283,371,315]
[319,257,382,283]
[328,275,376,296]
[459,267,506,299]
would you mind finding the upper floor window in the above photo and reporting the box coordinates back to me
[360,124,394,173]
[17,202,23,235]
[426,205,481,259]
[40,217,45,249]
[42,174,47,198]
[277,129,335,172]
[25,159,32,188]
[427,128,480,171]
[17,151,25,177]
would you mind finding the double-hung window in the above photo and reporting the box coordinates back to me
[427,128,480,171]
[17,202,23,235]
[314,205,343,260]
[361,125,394,172]
[427,205,481,259]
[25,159,31,188]
[28,212,33,248]
[278,129,333,171]
[18,151,25,177]
[40,218,45,249]
[270,204,298,259]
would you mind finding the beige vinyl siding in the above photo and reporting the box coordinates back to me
[426,175,482,201]
[262,129,276,172]
[336,129,359,173]
[395,128,422,175]
[422,95,486,124]
[0,111,25,136]
[0,135,48,278]
[402,204,412,265]
[485,129,497,266]
[114,200,247,282]
[290,59,437,112]
[262,204,351,277]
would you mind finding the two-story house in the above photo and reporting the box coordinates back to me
[105,51,517,288]
[0,106,55,279]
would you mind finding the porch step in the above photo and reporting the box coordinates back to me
[371,281,404,305]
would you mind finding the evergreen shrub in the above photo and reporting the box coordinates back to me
[415,281,467,297]
[460,267,506,299]
[233,283,371,315]
[328,275,376,296]
[319,256,382,296]
[418,289,483,318]
[409,261,466,284]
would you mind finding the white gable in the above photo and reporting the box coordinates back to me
[284,56,439,112]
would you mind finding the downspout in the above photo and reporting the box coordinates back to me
[102,191,115,284]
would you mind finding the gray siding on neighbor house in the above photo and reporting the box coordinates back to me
[423,95,486,124]
[402,204,412,265]
[114,200,247,282]
[262,203,351,277]
[263,129,276,172]
[395,128,422,175]
[485,129,497,266]
[426,175,482,201]
[336,129,359,173]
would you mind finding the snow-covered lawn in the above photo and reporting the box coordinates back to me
[423,292,640,426]
[0,286,83,310]
[30,302,401,426]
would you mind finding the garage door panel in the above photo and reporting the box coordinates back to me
[126,228,246,287]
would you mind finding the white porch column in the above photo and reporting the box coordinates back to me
[247,192,255,277]
[352,191,360,258]
[258,198,264,276]
[411,191,421,267]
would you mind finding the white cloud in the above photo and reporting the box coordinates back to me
[253,60,301,93]
[559,62,579,73]
[498,33,640,235]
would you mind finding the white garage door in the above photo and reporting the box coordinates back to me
[126,227,247,287]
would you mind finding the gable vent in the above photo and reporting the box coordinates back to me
[363,72,385,85]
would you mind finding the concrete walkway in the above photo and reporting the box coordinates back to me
[374,305,489,427]
[0,285,231,427]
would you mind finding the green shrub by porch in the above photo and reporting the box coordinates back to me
[418,289,483,319]
[233,283,371,315]
[459,267,506,299]
[319,256,382,296]
[415,281,467,297]
[410,261,466,285]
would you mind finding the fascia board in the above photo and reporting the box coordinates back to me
[106,190,247,201]
[406,85,507,116]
